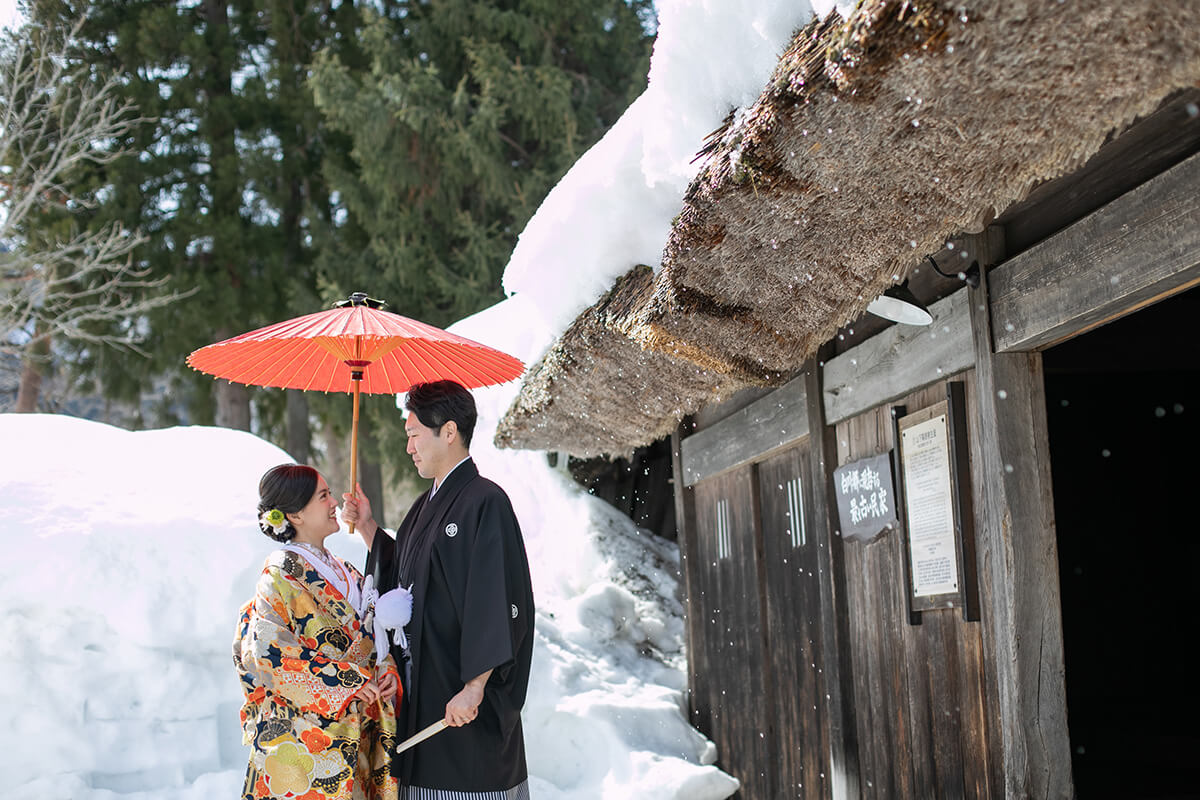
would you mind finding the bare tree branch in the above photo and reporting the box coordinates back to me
[0,16,190,371]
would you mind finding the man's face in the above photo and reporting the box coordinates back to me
[405,415,449,480]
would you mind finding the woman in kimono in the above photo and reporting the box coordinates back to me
[234,464,401,800]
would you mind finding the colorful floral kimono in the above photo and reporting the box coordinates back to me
[234,548,400,800]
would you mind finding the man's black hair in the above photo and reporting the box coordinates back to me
[405,380,477,447]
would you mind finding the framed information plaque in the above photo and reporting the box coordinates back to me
[894,381,978,621]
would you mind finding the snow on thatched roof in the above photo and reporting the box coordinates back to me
[498,0,1200,457]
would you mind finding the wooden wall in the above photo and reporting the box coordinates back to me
[685,438,834,799]
[690,466,774,799]
[756,443,832,799]
[662,95,1200,800]
[834,373,1000,799]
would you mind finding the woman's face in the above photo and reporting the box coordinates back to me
[287,474,340,539]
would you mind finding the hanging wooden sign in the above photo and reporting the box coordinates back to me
[832,452,898,542]
[894,381,979,621]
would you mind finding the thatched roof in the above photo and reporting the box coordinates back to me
[496,0,1200,458]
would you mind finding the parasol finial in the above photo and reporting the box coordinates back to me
[336,292,387,310]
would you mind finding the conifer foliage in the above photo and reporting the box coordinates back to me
[309,0,653,328]
[12,0,652,482]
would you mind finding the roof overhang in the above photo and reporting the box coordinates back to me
[496,0,1200,458]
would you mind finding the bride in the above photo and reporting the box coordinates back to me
[234,464,400,800]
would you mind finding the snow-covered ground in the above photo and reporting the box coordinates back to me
[0,390,737,798]
[0,296,744,799]
[0,0,858,795]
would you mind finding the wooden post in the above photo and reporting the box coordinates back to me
[670,420,705,733]
[803,355,862,799]
[964,227,1073,798]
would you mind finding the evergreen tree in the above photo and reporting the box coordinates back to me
[20,0,653,508]
[25,0,363,438]
[308,0,654,329]
[307,0,653,470]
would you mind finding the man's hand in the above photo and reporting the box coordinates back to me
[340,484,377,547]
[444,669,493,727]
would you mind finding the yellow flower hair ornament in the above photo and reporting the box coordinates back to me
[260,508,288,535]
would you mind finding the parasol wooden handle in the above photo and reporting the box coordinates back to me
[348,377,361,535]
[395,719,448,754]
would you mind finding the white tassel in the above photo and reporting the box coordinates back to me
[375,585,413,630]
[365,580,413,659]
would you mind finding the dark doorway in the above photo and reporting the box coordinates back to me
[1044,287,1200,799]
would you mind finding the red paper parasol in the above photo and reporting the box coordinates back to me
[187,293,524,531]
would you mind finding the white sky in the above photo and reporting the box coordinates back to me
[0,0,23,32]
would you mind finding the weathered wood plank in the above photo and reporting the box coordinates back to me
[959,374,1000,799]
[837,376,999,799]
[823,289,975,426]
[804,357,862,800]
[692,468,774,799]
[681,372,809,486]
[992,149,1200,353]
[671,425,707,737]
[967,229,1074,798]
[758,444,831,800]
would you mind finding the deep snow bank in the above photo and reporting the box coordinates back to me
[0,413,736,799]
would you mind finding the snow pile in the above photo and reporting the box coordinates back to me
[0,0,873,794]
[502,0,823,350]
[0,408,736,799]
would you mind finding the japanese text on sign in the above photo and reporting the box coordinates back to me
[900,413,959,597]
[833,453,898,541]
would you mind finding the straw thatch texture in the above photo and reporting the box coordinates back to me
[494,266,745,457]
[499,0,1200,456]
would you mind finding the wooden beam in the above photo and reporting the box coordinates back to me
[991,148,1200,353]
[804,355,862,799]
[670,421,706,736]
[823,288,975,426]
[680,372,809,486]
[966,228,1074,798]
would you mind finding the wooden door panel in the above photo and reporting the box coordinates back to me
[758,443,832,800]
[692,467,772,798]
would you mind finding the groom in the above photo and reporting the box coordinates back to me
[343,380,535,798]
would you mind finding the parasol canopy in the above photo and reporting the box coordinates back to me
[186,293,524,533]
[186,293,524,395]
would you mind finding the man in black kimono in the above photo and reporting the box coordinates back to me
[342,380,535,800]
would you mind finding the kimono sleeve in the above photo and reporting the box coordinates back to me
[365,525,398,593]
[458,494,522,683]
[237,566,371,720]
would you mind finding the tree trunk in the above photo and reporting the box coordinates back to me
[201,0,250,435]
[215,380,251,430]
[14,324,51,413]
[286,390,311,463]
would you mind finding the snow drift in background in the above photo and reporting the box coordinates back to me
[0,0,867,793]
[0,400,736,798]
